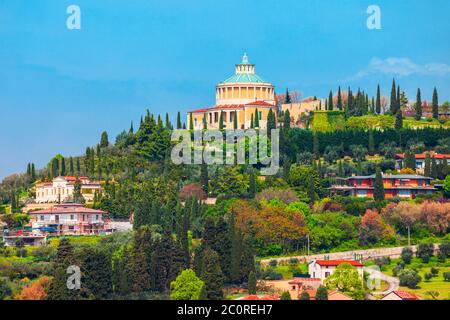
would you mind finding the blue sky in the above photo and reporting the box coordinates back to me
[1,0,450,179]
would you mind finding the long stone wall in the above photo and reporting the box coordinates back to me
[259,244,439,267]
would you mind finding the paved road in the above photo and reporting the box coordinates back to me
[364,267,399,295]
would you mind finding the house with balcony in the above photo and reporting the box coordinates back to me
[308,260,364,283]
[29,203,106,236]
[329,174,436,199]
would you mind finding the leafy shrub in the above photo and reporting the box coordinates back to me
[443,272,450,282]
[424,273,432,282]
[269,260,278,267]
[417,243,434,263]
[401,247,413,264]
[260,268,283,281]
[430,267,439,277]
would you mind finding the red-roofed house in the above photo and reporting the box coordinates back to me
[395,152,450,174]
[30,203,106,235]
[381,290,421,301]
[35,176,101,204]
[308,260,364,283]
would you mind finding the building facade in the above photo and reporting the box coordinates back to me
[29,203,105,236]
[330,174,436,199]
[35,176,101,203]
[308,260,364,283]
[395,152,450,174]
[281,97,322,127]
[187,54,278,130]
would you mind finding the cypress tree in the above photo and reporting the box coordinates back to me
[31,163,36,182]
[250,114,254,129]
[248,169,256,198]
[395,110,403,129]
[374,167,385,201]
[81,247,113,299]
[431,157,438,179]
[376,84,381,114]
[415,88,422,120]
[100,131,109,148]
[390,79,397,114]
[328,91,333,111]
[165,112,171,129]
[313,133,320,159]
[368,130,375,156]
[177,111,182,129]
[201,248,224,300]
[219,111,224,130]
[254,109,260,128]
[60,157,66,176]
[189,113,194,130]
[285,88,291,104]
[424,153,431,177]
[76,158,81,175]
[200,162,208,195]
[247,271,256,294]
[69,157,74,176]
[337,160,344,177]
[283,109,291,129]
[432,87,439,119]
[233,111,238,129]
[337,86,343,110]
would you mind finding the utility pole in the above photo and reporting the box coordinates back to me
[307,234,310,256]
[407,225,411,247]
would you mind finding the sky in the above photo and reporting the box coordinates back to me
[1,0,450,179]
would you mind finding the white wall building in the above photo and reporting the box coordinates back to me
[35,176,101,203]
[308,259,364,283]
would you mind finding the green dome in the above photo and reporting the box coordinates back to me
[220,73,267,84]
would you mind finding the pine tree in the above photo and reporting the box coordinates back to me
[432,87,439,119]
[337,86,343,110]
[376,84,381,114]
[374,167,385,201]
[390,79,397,114]
[177,111,182,129]
[328,91,334,111]
[415,88,422,120]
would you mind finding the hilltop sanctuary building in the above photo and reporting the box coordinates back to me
[187,54,278,130]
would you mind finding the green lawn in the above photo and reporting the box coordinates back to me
[374,257,450,300]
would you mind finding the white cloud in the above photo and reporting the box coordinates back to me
[354,57,450,79]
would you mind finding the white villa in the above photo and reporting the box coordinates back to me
[308,259,364,283]
[35,176,101,203]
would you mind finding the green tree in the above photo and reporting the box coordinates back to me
[337,86,343,110]
[177,111,182,129]
[432,87,439,119]
[219,111,224,130]
[424,153,432,177]
[401,247,413,265]
[374,167,385,201]
[247,271,257,294]
[283,109,291,129]
[300,291,310,300]
[328,90,333,111]
[189,113,194,130]
[100,131,109,148]
[390,79,397,114]
[325,263,364,300]
[201,248,224,300]
[368,130,375,156]
[81,247,112,299]
[280,291,291,300]
[316,286,328,300]
[285,88,291,104]
[398,269,421,289]
[248,169,256,198]
[376,84,381,114]
[200,162,209,195]
[415,88,422,120]
[170,269,204,300]
[395,109,403,129]
[254,109,260,128]
[417,243,434,263]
